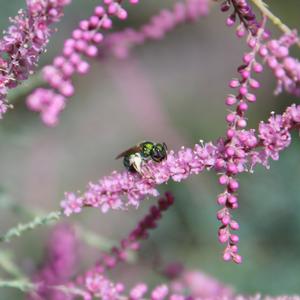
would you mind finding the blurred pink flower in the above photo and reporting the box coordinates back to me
[61,193,83,216]
[260,30,300,96]
[27,0,210,126]
[0,0,71,117]
[26,0,133,125]
[171,270,233,298]
[103,0,210,59]
[220,0,260,36]
[28,224,78,300]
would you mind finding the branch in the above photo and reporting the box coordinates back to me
[250,0,300,47]
[0,278,37,292]
[74,224,115,251]
[7,72,43,104]
[0,211,61,243]
[0,195,117,250]
[0,251,24,278]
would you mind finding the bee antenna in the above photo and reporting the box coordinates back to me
[163,142,168,151]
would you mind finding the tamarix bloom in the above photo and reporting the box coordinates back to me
[86,192,174,271]
[220,0,260,36]
[259,30,300,96]
[60,142,217,216]
[103,0,210,59]
[170,270,233,298]
[28,224,78,300]
[0,0,71,118]
[27,0,136,126]
[61,104,300,263]
[1,3,300,299]
[27,0,210,126]
[71,193,175,300]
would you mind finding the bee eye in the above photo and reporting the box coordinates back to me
[150,145,166,162]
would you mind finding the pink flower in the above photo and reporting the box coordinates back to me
[103,0,210,59]
[85,273,120,300]
[61,192,83,216]
[130,283,148,300]
[259,115,291,161]
[220,0,260,36]
[27,0,134,126]
[0,0,71,117]
[27,88,65,126]
[172,270,233,298]
[151,285,169,300]
[28,224,78,300]
[27,0,211,126]
[287,103,300,123]
[260,31,300,96]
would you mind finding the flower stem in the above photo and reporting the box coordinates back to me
[0,193,117,250]
[7,72,43,104]
[0,211,62,243]
[250,0,300,47]
[0,193,34,218]
[0,251,25,278]
[0,278,37,292]
[74,224,115,251]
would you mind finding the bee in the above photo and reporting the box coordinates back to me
[116,141,168,175]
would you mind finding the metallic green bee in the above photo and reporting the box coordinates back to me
[116,141,168,175]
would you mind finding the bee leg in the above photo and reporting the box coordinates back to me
[133,161,142,174]
[141,164,154,180]
[130,154,143,175]
[133,161,153,179]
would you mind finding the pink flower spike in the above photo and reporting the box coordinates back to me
[0,0,71,117]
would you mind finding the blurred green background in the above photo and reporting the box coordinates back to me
[0,0,300,299]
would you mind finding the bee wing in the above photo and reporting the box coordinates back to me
[115,145,142,159]
[163,142,168,151]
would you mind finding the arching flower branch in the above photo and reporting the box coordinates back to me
[60,103,300,263]
[0,0,72,117]
[26,0,210,126]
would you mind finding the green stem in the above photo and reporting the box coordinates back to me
[0,194,117,250]
[250,0,300,47]
[0,251,25,278]
[7,72,43,104]
[0,211,62,243]
[0,278,88,297]
[0,194,35,219]
[74,225,115,251]
[0,278,37,292]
